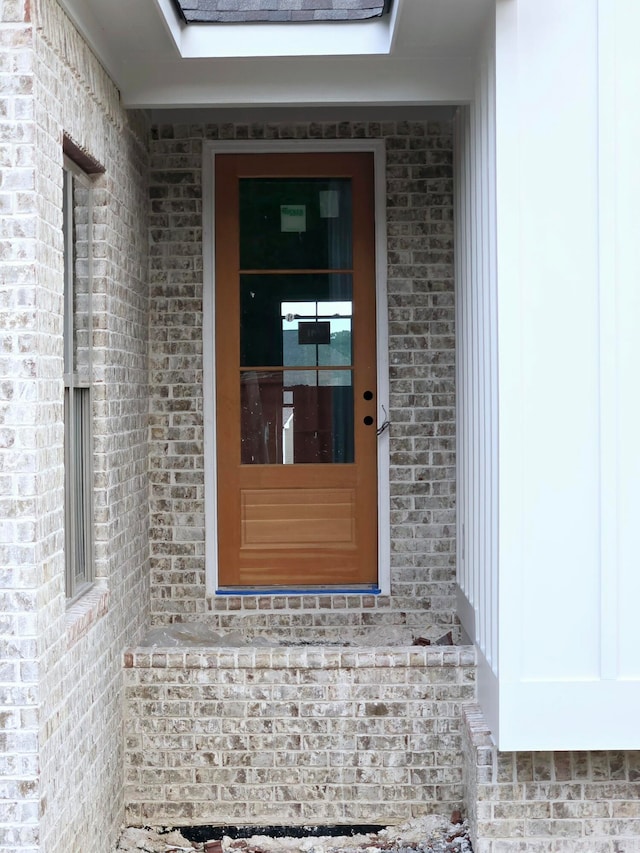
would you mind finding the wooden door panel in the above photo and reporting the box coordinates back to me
[241,488,356,546]
[215,152,377,589]
[234,557,361,589]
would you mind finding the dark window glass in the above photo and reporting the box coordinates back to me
[239,179,352,270]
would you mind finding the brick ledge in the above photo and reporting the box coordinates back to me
[123,644,476,669]
[66,582,109,649]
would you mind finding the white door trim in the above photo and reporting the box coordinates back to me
[202,139,390,594]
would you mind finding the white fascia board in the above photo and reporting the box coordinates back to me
[152,0,185,56]
[120,55,475,109]
[152,0,400,59]
[182,20,394,59]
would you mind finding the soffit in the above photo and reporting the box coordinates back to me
[57,0,492,108]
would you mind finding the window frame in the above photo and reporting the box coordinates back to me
[202,140,390,595]
[63,155,96,603]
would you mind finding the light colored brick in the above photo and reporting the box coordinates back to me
[463,705,640,853]
[147,119,457,641]
[0,1,149,851]
[124,645,475,825]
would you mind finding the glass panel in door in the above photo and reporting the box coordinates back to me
[239,178,352,270]
[238,178,355,465]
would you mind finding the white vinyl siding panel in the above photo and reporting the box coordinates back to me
[459,0,640,750]
[454,12,498,681]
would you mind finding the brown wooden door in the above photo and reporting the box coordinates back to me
[215,152,377,588]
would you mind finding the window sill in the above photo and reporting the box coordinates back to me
[66,581,109,650]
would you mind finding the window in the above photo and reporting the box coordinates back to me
[63,157,96,600]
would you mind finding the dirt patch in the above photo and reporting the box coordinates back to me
[116,816,472,853]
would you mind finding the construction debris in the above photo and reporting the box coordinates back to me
[115,817,472,853]
[412,632,454,647]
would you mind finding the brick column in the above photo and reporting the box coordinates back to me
[0,3,42,851]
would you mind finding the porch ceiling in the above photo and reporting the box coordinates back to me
[58,0,492,108]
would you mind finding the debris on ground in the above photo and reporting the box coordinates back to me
[412,632,454,647]
[115,826,197,852]
[116,816,473,853]
[136,625,462,649]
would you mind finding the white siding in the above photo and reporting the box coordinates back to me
[455,15,498,711]
[602,0,640,682]
[503,0,601,686]
[461,0,640,750]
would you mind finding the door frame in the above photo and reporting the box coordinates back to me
[202,139,390,594]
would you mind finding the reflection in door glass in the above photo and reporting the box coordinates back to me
[241,274,352,368]
[240,370,354,465]
[281,300,352,368]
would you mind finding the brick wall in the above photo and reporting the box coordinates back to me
[124,644,476,826]
[148,120,456,639]
[34,5,151,851]
[0,2,42,849]
[0,1,150,851]
[462,705,640,852]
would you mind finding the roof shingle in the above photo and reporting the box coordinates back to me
[174,1,390,24]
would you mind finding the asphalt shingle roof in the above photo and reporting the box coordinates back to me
[174,1,390,24]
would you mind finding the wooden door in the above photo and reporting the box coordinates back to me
[215,152,378,588]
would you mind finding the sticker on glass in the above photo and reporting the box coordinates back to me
[280,204,306,233]
[319,190,339,218]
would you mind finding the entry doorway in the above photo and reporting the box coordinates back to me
[214,152,379,588]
